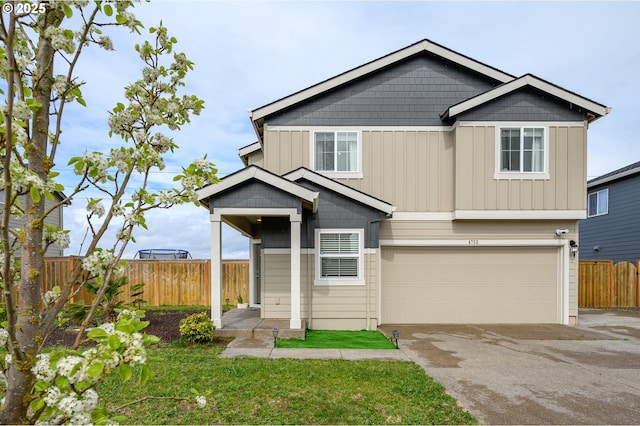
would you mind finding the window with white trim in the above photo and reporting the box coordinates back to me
[314,131,358,173]
[588,188,608,217]
[316,229,364,285]
[499,127,545,173]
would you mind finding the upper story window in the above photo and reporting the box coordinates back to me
[496,126,549,179]
[314,131,359,174]
[588,188,608,217]
[315,229,364,286]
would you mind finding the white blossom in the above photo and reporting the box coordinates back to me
[82,249,116,277]
[0,328,8,346]
[196,396,207,408]
[33,353,56,382]
[87,200,106,218]
[44,26,76,54]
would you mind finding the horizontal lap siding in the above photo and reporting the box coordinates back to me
[310,252,378,329]
[262,253,295,318]
[262,251,379,329]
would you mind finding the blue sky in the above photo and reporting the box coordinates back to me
[57,1,640,259]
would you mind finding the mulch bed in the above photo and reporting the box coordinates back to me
[46,309,220,347]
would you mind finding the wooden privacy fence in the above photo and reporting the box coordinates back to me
[579,260,640,307]
[41,257,249,307]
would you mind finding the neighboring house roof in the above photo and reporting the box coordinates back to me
[587,160,640,188]
[196,166,319,212]
[441,74,610,123]
[55,191,71,206]
[284,168,395,215]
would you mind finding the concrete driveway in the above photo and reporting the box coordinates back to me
[380,309,640,425]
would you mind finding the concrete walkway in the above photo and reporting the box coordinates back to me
[220,334,409,361]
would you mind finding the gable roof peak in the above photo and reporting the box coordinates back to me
[249,38,516,141]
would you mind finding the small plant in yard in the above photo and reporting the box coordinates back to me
[237,294,243,304]
[179,312,215,343]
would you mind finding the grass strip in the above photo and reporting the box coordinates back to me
[276,329,397,349]
[100,347,477,425]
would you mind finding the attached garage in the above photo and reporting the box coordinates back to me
[381,246,561,324]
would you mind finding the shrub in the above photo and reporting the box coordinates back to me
[179,312,215,343]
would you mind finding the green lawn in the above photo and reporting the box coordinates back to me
[101,346,477,425]
[276,329,397,349]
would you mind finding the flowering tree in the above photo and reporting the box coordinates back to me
[0,1,217,423]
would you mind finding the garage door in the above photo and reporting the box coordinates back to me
[381,246,559,324]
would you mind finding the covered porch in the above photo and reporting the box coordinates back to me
[197,166,319,331]
[214,307,306,339]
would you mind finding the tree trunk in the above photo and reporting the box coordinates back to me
[0,10,57,424]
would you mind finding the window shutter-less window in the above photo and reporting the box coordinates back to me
[319,232,359,278]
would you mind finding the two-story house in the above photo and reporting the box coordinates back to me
[197,39,609,330]
[580,161,640,263]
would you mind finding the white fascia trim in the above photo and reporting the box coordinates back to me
[390,212,454,221]
[453,210,586,220]
[211,208,301,223]
[380,239,564,247]
[456,121,587,128]
[284,168,395,215]
[447,75,609,118]
[250,40,513,121]
[237,142,262,158]
[587,167,640,188]
[268,125,455,132]
[197,167,318,207]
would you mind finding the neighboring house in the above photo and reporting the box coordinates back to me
[197,39,609,330]
[0,190,70,257]
[580,161,640,263]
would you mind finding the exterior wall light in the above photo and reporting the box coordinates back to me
[570,240,579,256]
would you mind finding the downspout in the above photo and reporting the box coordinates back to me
[366,213,393,330]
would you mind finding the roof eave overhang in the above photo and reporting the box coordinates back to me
[442,74,610,122]
[196,166,319,212]
[283,168,395,215]
[237,141,262,165]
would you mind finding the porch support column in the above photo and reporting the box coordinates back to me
[210,217,223,329]
[290,215,302,329]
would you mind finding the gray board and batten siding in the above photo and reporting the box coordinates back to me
[580,173,640,263]
[266,54,585,126]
